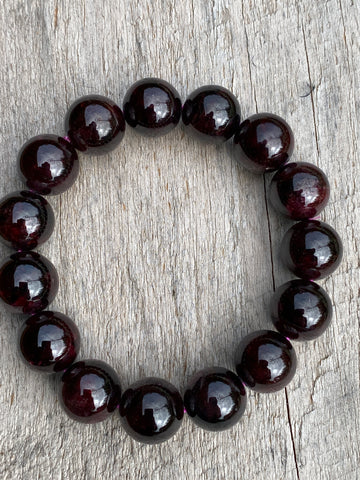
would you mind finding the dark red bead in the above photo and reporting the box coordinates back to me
[123,78,181,136]
[233,113,294,173]
[0,191,54,251]
[18,311,80,372]
[269,162,330,219]
[184,367,247,431]
[270,280,332,340]
[182,85,240,143]
[65,95,125,154]
[0,252,59,314]
[280,220,343,280]
[18,135,79,195]
[235,330,297,393]
[119,377,184,444]
[59,360,121,424]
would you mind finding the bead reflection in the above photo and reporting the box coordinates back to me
[0,252,58,314]
[184,367,246,431]
[60,360,121,424]
[143,88,170,122]
[258,344,286,382]
[123,78,181,136]
[281,221,342,279]
[37,144,67,179]
[269,162,330,219]
[182,85,240,143]
[84,104,113,139]
[207,381,233,420]
[119,377,183,444]
[80,374,107,411]
[235,330,297,392]
[65,95,125,155]
[141,392,172,432]
[19,311,80,372]
[271,279,332,340]
[18,135,79,195]
[0,191,54,250]
[233,113,294,173]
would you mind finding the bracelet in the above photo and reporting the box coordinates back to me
[0,78,343,444]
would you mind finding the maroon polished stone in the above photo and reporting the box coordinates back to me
[18,135,79,195]
[59,359,121,423]
[0,251,59,314]
[0,191,55,251]
[182,85,240,143]
[270,279,332,340]
[269,162,330,219]
[19,311,80,372]
[235,330,297,393]
[280,220,343,280]
[65,95,125,154]
[233,113,294,173]
[184,367,247,431]
[119,377,184,444]
[123,78,181,136]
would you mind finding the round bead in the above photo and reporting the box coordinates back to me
[119,377,184,444]
[59,359,121,424]
[18,135,79,195]
[235,330,297,393]
[123,78,182,136]
[0,191,55,251]
[280,220,343,280]
[18,311,80,372]
[0,252,59,314]
[184,367,247,431]
[269,162,330,219]
[65,95,125,154]
[270,280,332,340]
[233,113,294,173]
[182,85,240,143]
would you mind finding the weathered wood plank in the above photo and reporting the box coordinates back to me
[0,1,358,479]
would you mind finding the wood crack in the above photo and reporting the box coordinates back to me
[338,0,351,71]
[285,388,301,480]
[263,175,301,480]
[301,22,320,158]
[240,5,302,475]
[241,3,258,112]
[262,176,276,291]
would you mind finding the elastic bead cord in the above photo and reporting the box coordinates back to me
[0,78,343,444]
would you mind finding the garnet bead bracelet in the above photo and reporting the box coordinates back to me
[0,78,343,444]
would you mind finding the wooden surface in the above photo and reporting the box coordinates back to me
[0,1,359,479]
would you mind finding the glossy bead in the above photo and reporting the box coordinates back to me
[18,311,80,372]
[18,135,79,195]
[182,85,240,143]
[0,252,59,314]
[184,367,247,431]
[65,95,125,154]
[119,377,184,444]
[123,78,181,136]
[233,113,294,173]
[59,359,121,423]
[235,330,297,393]
[271,280,332,340]
[0,191,55,251]
[280,220,343,280]
[269,162,330,219]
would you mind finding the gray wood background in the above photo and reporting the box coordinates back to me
[0,1,358,479]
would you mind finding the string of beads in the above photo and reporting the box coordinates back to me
[0,78,342,443]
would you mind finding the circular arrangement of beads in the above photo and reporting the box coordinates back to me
[0,78,343,444]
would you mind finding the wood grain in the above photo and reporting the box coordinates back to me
[0,1,358,479]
